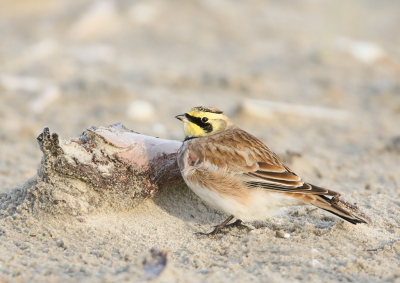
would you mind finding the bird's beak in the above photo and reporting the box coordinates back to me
[175,114,187,122]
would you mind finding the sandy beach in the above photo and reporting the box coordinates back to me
[1,0,400,282]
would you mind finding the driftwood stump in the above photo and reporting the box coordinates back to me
[0,123,184,217]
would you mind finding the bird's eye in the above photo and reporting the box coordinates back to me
[202,117,209,123]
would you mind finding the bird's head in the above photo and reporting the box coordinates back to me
[175,106,233,139]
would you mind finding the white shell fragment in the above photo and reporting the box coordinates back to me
[127,100,156,121]
[276,231,290,239]
[335,37,386,64]
[310,259,323,268]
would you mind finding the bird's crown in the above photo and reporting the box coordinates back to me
[190,106,223,114]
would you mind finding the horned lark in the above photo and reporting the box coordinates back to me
[176,106,366,235]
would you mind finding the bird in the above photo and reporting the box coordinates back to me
[175,106,367,235]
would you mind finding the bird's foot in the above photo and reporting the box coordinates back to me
[197,219,251,237]
[224,219,251,231]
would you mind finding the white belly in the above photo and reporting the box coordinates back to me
[183,177,302,221]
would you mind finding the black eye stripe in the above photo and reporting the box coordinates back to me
[185,113,213,133]
[184,113,204,126]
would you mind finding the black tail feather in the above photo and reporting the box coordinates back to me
[319,195,368,225]
[320,207,367,224]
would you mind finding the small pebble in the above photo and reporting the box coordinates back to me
[55,239,64,248]
[335,37,386,64]
[276,231,290,239]
[310,259,323,267]
[386,136,400,153]
[126,100,156,121]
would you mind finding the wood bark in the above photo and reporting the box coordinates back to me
[0,123,184,216]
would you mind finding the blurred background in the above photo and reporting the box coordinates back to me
[1,0,399,192]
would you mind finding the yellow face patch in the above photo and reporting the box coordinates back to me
[184,122,205,137]
[178,106,227,139]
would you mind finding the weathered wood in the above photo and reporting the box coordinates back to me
[0,123,184,217]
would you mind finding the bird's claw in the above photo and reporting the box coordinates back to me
[196,220,251,237]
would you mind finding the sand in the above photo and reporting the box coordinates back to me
[1,0,400,282]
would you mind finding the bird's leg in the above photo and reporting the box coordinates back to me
[225,219,247,229]
[200,215,234,236]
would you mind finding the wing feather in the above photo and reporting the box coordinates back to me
[187,127,338,196]
[257,162,286,172]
